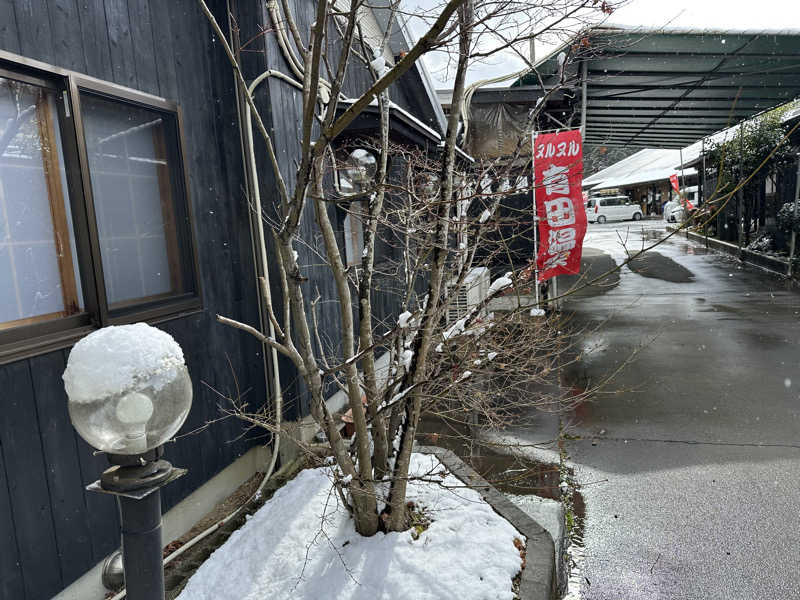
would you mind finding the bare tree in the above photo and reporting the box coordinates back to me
[199,0,620,536]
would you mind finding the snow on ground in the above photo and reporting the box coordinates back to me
[397,311,413,328]
[177,453,524,600]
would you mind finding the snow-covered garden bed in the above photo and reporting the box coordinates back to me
[177,453,526,600]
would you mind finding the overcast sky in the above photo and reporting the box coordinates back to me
[411,0,799,89]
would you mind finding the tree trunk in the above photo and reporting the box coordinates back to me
[351,483,380,535]
[385,0,473,533]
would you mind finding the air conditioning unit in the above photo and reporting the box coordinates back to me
[447,267,490,324]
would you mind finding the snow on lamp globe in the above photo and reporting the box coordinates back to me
[64,322,192,461]
[62,322,192,599]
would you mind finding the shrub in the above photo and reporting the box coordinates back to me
[777,202,800,234]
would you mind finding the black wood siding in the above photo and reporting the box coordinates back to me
[0,1,267,598]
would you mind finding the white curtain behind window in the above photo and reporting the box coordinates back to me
[81,94,176,307]
[0,78,83,328]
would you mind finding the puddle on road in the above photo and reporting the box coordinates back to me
[638,228,712,256]
[627,251,695,283]
[694,304,749,321]
[640,229,667,242]
[738,328,789,349]
[560,251,620,298]
[706,303,742,314]
[677,243,710,256]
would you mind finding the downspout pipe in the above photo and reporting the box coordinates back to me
[241,69,303,484]
[580,59,587,138]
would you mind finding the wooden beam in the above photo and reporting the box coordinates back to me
[0,310,67,331]
[151,121,182,293]
[35,91,80,315]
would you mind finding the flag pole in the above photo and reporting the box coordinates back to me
[532,128,540,309]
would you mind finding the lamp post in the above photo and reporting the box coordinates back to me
[63,323,192,600]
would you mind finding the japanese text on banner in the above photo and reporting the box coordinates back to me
[534,129,586,281]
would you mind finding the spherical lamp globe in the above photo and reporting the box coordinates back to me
[63,323,192,455]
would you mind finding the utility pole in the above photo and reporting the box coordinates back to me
[679,147,687,238]
[679,148,686,191]
[702,137,708,248]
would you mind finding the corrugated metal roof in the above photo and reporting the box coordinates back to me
[511,25,800,149]
[677,100,799,167]
[782,106,800,124]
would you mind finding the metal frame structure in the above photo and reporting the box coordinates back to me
[503,26,800,149]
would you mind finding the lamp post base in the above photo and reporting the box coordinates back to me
[101,459,174,492]
[88,451,186,599]
[119,490,165,600]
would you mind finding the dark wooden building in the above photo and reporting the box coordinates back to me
[0,1,445,598]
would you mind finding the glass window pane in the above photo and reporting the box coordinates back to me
[80,93,192,308]
[0,77,83,330]
[340,149,376,191]
[344,201,365,266]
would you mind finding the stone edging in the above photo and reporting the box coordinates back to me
[415,445,557,600]
[666,226,791,276]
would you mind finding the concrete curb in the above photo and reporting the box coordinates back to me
[667,226,791,276]
[415,445,557,600]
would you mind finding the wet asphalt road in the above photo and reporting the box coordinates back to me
[520,222,800,599]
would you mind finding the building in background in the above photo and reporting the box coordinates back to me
[583,149,697,216]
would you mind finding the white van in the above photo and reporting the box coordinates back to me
[664,186,699,223]
[586,196,643,224]
[663,200,683,223]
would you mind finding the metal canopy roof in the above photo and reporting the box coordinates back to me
[512,26,800,149]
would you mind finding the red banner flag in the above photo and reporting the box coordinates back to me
[534,129,586,282]
[669,173,680,193]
